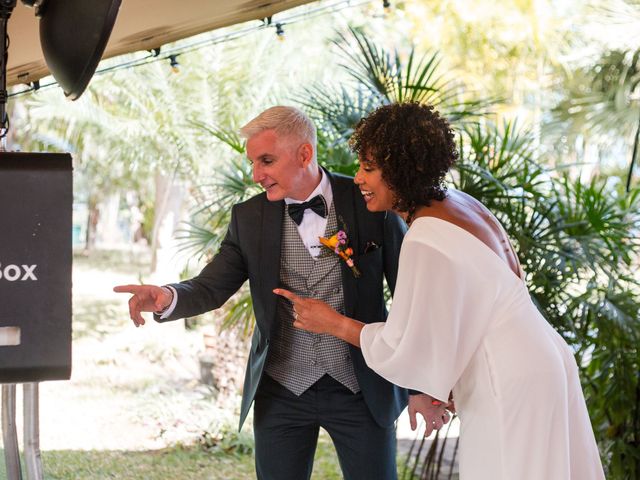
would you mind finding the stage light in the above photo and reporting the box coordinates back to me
[0,0,122,143]
[22,0,122,100]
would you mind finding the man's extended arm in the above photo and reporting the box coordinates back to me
[115,205,249,325]
[160,204,249,321]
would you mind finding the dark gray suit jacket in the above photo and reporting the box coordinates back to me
[158,170,408,429]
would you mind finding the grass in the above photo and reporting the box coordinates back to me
[1,435,344,480]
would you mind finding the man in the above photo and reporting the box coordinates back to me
[114,106,407,480]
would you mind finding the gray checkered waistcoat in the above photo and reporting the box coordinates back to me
[264,201,360,396]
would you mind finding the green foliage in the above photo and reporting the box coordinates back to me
[298,27,494,175]
[546,0,640,188]
[198,424,255,456]
[220,291,255,338]
[176,151,259,262]
[27,447,253,480]
[401,417,460,479]
[300,85,377,176]
[23,440,345,479]
[550,48,640,143]
[175,128,259,336]
[331,28,495,119]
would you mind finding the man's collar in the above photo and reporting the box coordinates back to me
[285,168,332,205]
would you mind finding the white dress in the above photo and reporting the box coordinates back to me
[360,217,605,480]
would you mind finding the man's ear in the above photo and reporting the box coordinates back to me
[298,143,314,167]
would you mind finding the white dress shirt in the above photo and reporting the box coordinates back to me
[284,169,333,259]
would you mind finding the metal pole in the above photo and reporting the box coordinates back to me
[2,383,23,480]
[0,1,17,148]
[23,383,43,480]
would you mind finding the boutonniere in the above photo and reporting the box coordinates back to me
[319,229,361,278]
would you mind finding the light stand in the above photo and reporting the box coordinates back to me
[0,0,17,149]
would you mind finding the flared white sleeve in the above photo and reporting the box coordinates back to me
[360,232,500,402]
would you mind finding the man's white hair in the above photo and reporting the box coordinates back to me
[240,106,317,155]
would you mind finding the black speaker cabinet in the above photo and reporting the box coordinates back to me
[0,152,72,382]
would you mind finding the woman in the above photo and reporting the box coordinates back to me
[275,103,605,479]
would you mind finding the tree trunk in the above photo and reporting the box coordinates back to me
[150,172,187,277]
[84,196,99,252]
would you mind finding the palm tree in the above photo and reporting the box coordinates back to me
[297,27,495,175]
[547,1,640,190]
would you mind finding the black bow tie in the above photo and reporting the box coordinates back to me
[287,195,327,225]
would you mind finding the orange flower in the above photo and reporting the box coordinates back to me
[319,230,361,278]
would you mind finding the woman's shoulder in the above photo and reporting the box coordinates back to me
[412,192,492,241]
[411,192,522,277]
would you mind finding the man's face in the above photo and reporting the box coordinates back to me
[246,129,308,201]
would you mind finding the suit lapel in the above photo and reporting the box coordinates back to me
[326,170,358,318]
[260,198,284,335]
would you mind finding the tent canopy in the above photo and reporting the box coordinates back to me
[7,0,317,87]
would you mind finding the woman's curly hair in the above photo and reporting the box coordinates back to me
[350,102,458,220]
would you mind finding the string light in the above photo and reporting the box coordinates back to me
[168,54,180,73]
[275,23,285,40]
